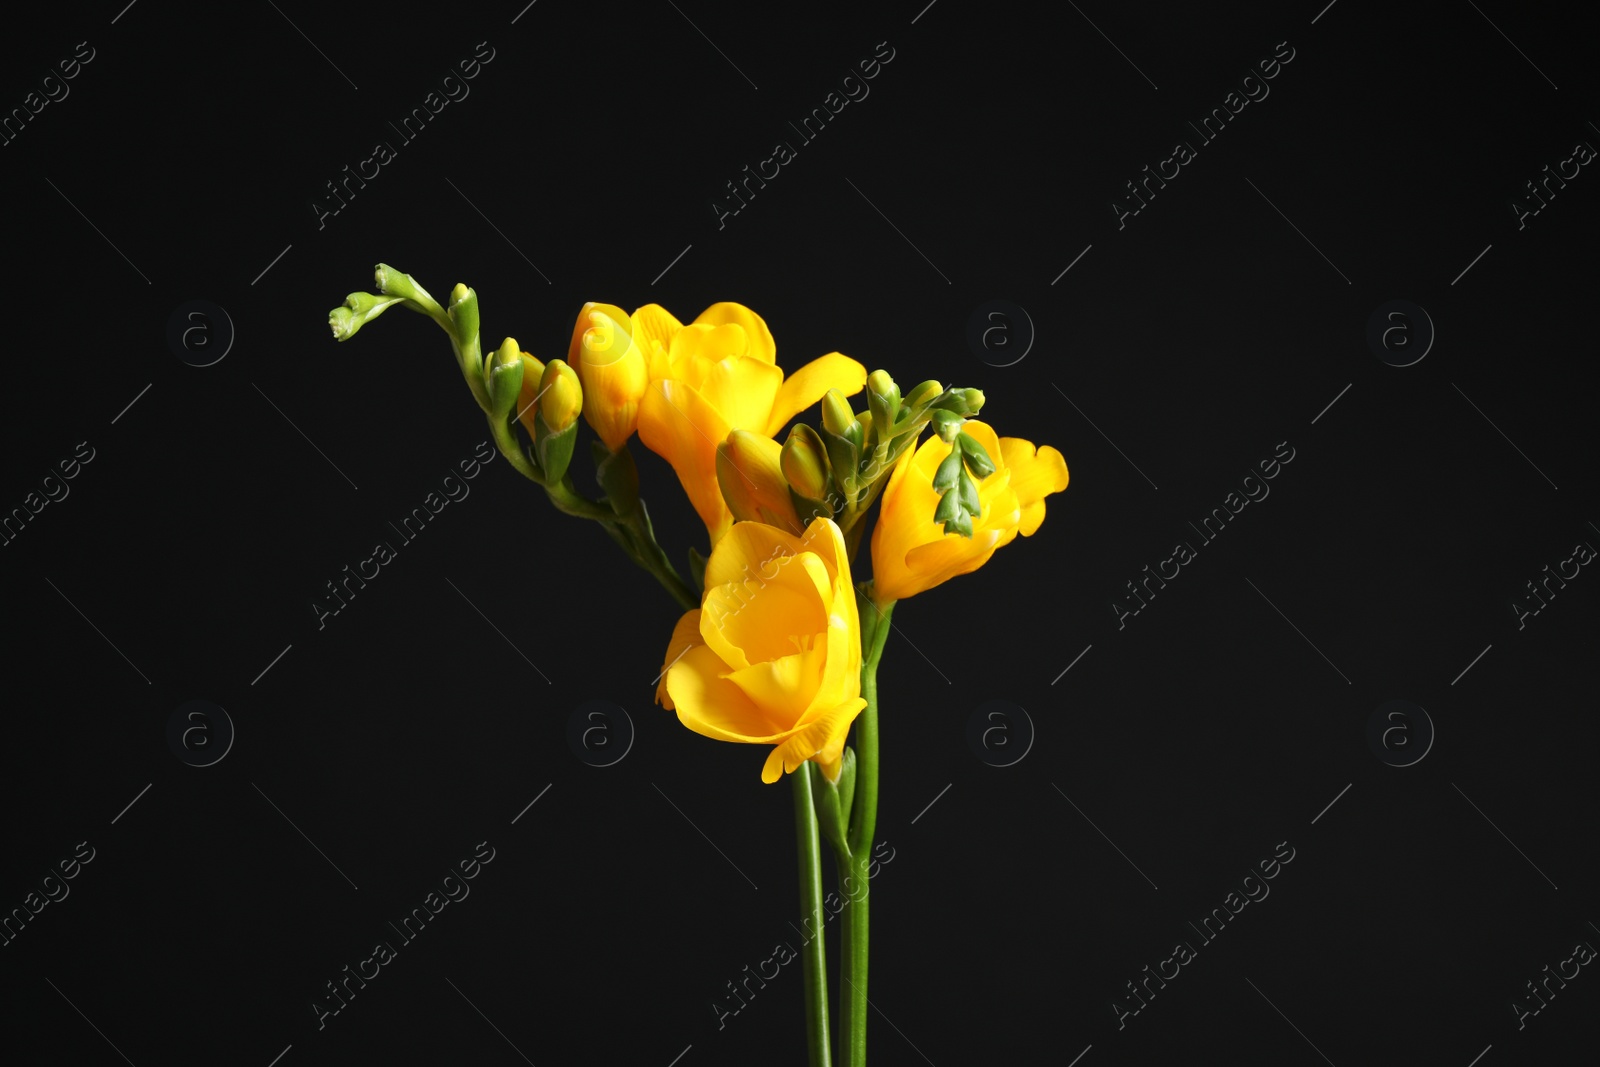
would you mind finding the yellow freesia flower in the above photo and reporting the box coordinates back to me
[656,517,866,784]
[870,420,1068,602]
[568,302,650,451]
[633,302,866,545]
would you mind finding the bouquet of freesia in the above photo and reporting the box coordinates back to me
[328,267,1068,1065]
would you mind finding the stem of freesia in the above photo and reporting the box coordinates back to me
[841,585,894,1067]
[792,768,833,1067]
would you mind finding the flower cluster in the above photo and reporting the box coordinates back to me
[327,270,1067,783]
[327,265,1071,1066]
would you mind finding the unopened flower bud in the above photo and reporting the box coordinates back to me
[539,359,583,434]
[781,424,831,502]
[718,430,803,534]
[821,389,856,438]
[486,336,525,419]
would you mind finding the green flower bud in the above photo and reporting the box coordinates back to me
[447,284,479,349]
[539,359,583,435]
[957,431,996,478]
[903,379,944,410]
[929,407,964,443]
[821,389,856,438]
[486,337,525,419]
[328,292,406,341]
[809,747,857,855]
[373,263,447,321]
[932,448,963,492]
[781,424,832,502]
[866,369,901,438]
[956,465,981,514]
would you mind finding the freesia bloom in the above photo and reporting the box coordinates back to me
[633,302,866,545]
[568,302,650,451]
[656,517,865,783]
[870,420,1068,602]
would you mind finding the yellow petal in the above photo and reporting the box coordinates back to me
[637,380,734,543]
[1017,499,1048,537]
[870,443,944,602]
[793,516,851,593]
[726,642,828,723]
[630,303,683,378]
[668,644,788,743]
[1000,438,1070,509]
[670,323,753,386]
[766,352,868,437]
[655,609,704,710]
[760,698,867,783]
[800,590,861,721]
[900,527,1004,591]
[694,356,785,436]
[692,302,776,364]
[565,302,629,367]
[702,552,830,673]
[703,521,805,590]
[576,315,649,454]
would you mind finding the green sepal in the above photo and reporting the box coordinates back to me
[934,486,961,524]
[932,449,963,492]
[809,747,857,856]
[789,487,834,527]
[593,439,640,517]
[535,411,577,484]
[486,354,524,420]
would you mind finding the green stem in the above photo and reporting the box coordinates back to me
[791,769,833,1067]
[620,501,698,611]
[841,585,894,1067]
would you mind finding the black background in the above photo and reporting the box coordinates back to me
[3,1,1597,1064]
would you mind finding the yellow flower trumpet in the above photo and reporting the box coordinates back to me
[634,302,866,545]
[656,517,866,783]
[870,420,1068,602]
